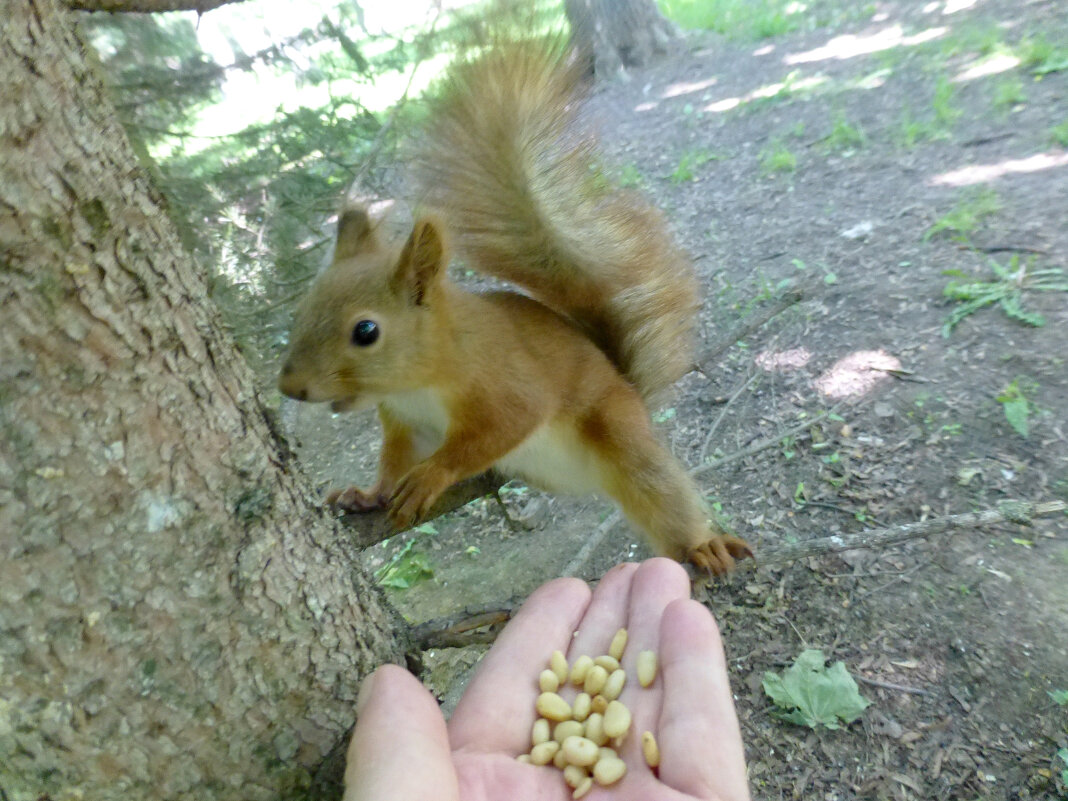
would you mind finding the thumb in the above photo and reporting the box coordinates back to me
[343,664,460,801]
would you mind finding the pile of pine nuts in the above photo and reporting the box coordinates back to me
[517,628,661,798]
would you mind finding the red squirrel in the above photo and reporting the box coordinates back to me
[279,39,752,574]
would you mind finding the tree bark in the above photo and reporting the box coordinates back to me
[67,0,248,12]
[564,0,682,77]
[0,2,407,799]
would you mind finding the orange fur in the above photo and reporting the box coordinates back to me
[278,40,752,575]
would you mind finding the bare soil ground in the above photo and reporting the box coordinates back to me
[282,1,1068,797]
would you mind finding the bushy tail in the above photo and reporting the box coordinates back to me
[410,38,697,401]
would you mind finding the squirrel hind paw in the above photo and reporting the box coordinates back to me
[326,486,387,514]
[687,535,754,576]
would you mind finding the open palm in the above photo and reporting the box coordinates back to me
[345,559,750,801]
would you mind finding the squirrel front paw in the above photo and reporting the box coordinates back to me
[687,535,754,576]
[326,486,388,514]
[389,463,454,530]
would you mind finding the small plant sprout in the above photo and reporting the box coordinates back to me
[993,77,1026,112]
[924,188,1001,242]
[995,379,1033,439]
[1051,119,1068,147]
[941,254,1068,336]
[668,149,721,184]
[760,140,797,174]
[825,112,866,152]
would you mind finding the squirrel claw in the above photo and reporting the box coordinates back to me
[326,486,387,514]
[687,535,754,576]
[389,463,452,531]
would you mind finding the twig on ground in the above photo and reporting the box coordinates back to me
[562,510,623,578]
[409,605,517,651]
[854,674,931,696]
[739,500,1065,572]
[694,288,805,373]
[693,400,853,478]
[699,371,760,464]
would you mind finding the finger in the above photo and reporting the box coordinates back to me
[567,562,639,660]
[615,559,691,762]
[449,577,591,752]
[344,665,460,801]
[657,599,750,801]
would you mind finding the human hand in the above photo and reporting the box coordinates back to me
[344,558,750,801]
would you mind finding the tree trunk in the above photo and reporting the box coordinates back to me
[0,2,407,799]
[564,0,682,77]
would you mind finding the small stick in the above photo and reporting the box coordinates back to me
[693,401,852,478]
[738,500,1065,572]
[693,288,805,373]
[854,675,932,696]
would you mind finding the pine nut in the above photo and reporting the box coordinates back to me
[563,764,587,789]
[536,691,572,721]
[572,776,593,799]
[641,730,660,768]
[603,700,631,739]
[602,668,626,701]
[584,712,607,746]
[608,628,628,661]
[550,650,569,683]
[583,665,608,695]
[530,740,559,766]
[570,655,593,685]
[572,692,592,722]
[553,720,584,744]
[532,718,550,746]
[594,655,620,672]
[539,669,560,693]
[637,650,658,688]
[561,735,598,767]
[593,756,627,786]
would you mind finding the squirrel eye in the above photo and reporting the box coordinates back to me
[351,319,380,347]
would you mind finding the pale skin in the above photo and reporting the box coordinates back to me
[344,559,751,801]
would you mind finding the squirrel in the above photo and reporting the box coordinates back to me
[278,38,753,575]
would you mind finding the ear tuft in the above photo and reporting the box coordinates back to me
[394,217,447,305]
[334,207,378,261]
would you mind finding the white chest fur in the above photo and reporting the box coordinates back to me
[380,389,598,495]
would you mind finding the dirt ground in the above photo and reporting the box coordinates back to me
[281,1,1068,798]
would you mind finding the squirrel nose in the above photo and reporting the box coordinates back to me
[278,367,308,401]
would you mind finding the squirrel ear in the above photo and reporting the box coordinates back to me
[393,218,446,305]
[334,207,378,260]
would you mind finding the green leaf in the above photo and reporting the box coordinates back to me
[654,407,677,423]
[1002,397,1030,438]
[1048,689,1068,706]
[374,539,434,589]
[762,649,871,729]
[999,294,1046,327]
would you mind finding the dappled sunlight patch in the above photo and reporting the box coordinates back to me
[753,44,776,57]
[813,350,902,399]
[662,76,718,99]
[634,100,660,113]
[756,347,813,372]
[953,52,1020,82]
[931,151,1068,186]
[942,0,980,13]
[783,25,947,65]
[705,96,742,113]
[701,74,828,114]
